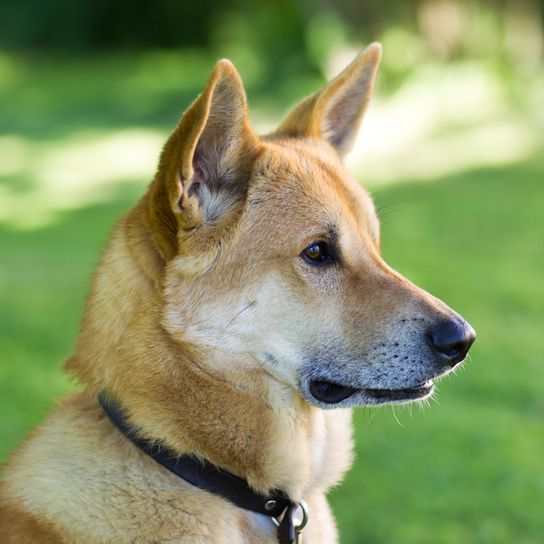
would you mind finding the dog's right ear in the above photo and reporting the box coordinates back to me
[276,43,382,156]
[146,60,258,261]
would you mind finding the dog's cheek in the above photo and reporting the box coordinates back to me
[250,278,332,381]
[163,285,258,352]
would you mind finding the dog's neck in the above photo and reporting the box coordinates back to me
[122,344,353,498]
[67,206,354,500]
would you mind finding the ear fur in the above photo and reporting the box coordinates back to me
[146,60,257,260]
[276,43,382,155]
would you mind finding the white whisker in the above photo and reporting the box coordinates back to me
[391,406,405,428]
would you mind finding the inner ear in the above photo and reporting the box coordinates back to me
[185,146,247,225]
[177,62,256,226]
[171,60,258,228]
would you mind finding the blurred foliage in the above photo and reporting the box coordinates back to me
[0,0,542,92]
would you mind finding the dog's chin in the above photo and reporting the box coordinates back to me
[306,379,435,408]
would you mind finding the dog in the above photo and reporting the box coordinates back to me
[0,42,475,543]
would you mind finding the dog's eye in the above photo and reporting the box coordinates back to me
[301,242,332,265]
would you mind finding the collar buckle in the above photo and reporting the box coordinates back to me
[273,500,309,544]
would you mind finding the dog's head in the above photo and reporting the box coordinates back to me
[146,43,475,409]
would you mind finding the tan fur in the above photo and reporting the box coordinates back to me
[1,43,473,542]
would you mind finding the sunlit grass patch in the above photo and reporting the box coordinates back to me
[0,129,162,228]
[348,61,542,185]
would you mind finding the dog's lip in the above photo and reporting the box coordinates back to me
[308,379,434,405]
[309,380,359,404]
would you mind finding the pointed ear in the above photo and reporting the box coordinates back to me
[147,59,257,260]
[276,43,382,155]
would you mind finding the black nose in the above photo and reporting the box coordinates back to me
[428,319,476,367]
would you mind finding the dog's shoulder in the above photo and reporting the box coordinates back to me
[0,393,264,542]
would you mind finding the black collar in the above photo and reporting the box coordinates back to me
[98,393,307,544]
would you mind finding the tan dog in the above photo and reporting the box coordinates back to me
[0,43,475,543]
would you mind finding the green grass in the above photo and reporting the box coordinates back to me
[1,52,543,543]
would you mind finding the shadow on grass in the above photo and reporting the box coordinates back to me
[0,51,213,139]
[0,50,320,141]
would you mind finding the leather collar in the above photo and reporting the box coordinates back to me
[98,393,307,543]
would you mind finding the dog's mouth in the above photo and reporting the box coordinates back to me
[308,379,434,405]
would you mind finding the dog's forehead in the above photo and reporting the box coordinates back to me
[250,138,377,227]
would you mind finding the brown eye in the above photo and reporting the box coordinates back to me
[301,241,332,265]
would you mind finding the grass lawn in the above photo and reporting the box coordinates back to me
[1,52,543,543]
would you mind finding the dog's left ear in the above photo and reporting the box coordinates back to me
[276,43,382,156]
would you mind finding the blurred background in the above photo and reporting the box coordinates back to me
[0,1,543,542]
